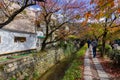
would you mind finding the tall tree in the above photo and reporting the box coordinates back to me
[88,23,104,40]
[37,0,86,51]
[89,0,120,56]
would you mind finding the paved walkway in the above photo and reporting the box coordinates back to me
[84,48,110,80]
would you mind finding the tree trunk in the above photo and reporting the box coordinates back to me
[41,41,46,51]
[40,18,49,51]
[40,36,48,51]
[102,38,105,57]
[101,29,107,57]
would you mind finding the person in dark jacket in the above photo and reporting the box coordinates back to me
[87,39,91,48]
[91,40,98,58]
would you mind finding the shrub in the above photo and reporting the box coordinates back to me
[108,49,120,64]
[113,50,120,64]
[62,45,87,80]
[105,44,112,52]
[114,53,120,64]
[108,49,115,60]
[33,71,40,80]
[97,44,112,55]
[97,44,102,52]
[10,77,16,80]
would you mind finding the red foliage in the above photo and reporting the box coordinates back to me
[99,57,120,79]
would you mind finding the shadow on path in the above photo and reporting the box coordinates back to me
[84,49,110,80]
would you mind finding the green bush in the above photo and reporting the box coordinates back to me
[108,50,115,60]
[108,49,120,64]
[97,44,102,52]
[33,71,40,80]
[113,50,120,64]
[97,44,112,55]
[105,44,112,54]
[62,45,87,80]
[114,54,120,64]
[10,77,16,80]
[61,41,76,56]
[62,60,81,80]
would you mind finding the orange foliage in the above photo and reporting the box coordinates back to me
[81,20,88,26]
[0,2,3,9]
[117,8,120,13]
[108,27,120,33]
[82,11,92,26]
[95,11,104,20]
[85,11,91,18]
[98,0,104,6]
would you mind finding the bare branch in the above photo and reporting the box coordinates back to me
[46,38,62,44]
[0,3,35,28]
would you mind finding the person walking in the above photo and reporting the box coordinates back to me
[91,40,98,58]
[113,42,118,50]
[87,39,91,48]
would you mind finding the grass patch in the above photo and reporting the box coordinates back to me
[12,54,29,58]
[12,56,23,58]
[62,45,87,80]
[76,45,87,58]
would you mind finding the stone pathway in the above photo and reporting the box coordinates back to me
[84,49,110,80]
[84,50,92,80]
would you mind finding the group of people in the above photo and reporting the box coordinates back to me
[87,39,98,58]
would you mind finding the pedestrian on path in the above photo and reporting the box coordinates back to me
[112,41,118,50]
[87,39,91,48]
[91,39,98,58]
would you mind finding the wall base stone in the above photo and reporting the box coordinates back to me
[0,48,65,80]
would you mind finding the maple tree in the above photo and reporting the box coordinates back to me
[36,0,86,51]
[88,0,120,56]
[107,27,120,41]
[0,0,45,28]
[86,23,103,41]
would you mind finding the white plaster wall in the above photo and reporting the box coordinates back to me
[36,31,44,36]
[36,31,44,48]
[0,30,37,54]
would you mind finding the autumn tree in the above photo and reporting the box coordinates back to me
[89,0,120,56]
[87,23,104,40]
[0,0,45,28]
[107,27,120,41]
[37,0,86,51]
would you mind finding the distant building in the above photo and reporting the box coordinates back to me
[0,18,37,55]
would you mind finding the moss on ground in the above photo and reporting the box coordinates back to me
[62,45,87,80]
